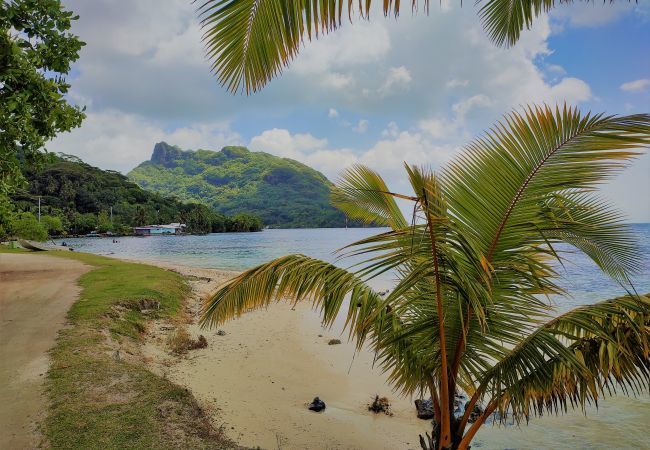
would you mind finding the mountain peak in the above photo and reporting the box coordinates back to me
[151,142,183,167]
[129,142,346,228]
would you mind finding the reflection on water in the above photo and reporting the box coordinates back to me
[56,224,650,449]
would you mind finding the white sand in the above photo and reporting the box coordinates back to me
[140,260,650,450]
[142,262,431,450]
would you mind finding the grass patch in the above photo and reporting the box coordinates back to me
[7,250,240,449]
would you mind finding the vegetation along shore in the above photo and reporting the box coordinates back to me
[0,247,241,449]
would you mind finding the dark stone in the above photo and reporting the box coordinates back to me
[327,339,341,345]
[216,330,226,336]
[308,397,326,412]
[414,398,435,420]
[465,401,484,424]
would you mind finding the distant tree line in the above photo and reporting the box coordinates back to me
[0,154,262,241]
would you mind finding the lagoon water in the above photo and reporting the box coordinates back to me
[55,225,650,449]
[56,224,650,308]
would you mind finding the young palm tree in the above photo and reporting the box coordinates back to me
[197,0,631,94]
[202,105,650,449]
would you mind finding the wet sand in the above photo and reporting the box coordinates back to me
[0,253,90,449]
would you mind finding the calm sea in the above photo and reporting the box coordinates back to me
[55,224,650,308]
[55,225,650,449]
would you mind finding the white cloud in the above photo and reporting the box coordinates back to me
[290,20,391,90]
[322,73,354,89]
[446,79,469,89]
[353,119,369,133]
[249,129,356,179]
[418,94,492,140]
[328,108,339,118]
[48,110,241,173]
[546,64,566,75]
[551,2,639,28]
[249,127,454,191]
[418,118,458,140]
[452,94,494,118]
[378,66,413,95]
[620,78,650,93]
[249,128,327,159]
[382,121,400,138]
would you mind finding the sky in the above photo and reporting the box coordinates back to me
[51,0,650,222]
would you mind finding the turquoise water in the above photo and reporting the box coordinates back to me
[56,224,650,308]
[55,225,650,448]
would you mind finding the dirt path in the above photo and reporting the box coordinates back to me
[0,252,90,449]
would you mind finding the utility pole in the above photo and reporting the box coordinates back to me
[38,196,41,222]
[110,206,113,222]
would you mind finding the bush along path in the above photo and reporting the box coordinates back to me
[34,250,241,449]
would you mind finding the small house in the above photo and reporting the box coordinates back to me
[133,223,186,236]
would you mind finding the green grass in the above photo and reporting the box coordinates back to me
[2,248,238,449]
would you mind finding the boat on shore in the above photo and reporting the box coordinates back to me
[18,239,73,252]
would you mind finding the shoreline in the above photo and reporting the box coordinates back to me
[3,248,648,449]
[132,256,650,450]
[139,259,432,449]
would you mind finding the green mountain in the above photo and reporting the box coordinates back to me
[7,154,262,237]
[128,142,347,228]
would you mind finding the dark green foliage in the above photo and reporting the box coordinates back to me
[6,211,47,241]
[0,0,85,194]
[10,154,262,235]
[128,142,350,228]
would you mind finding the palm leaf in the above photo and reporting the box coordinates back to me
[476,295,650,422]
[200,254,383,339]
[331,164,410,229]
[199,1,632,93]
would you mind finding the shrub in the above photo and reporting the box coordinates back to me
[8,212,48,241]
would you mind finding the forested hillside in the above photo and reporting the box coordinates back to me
[5,154,261,237]
[128,142,348,228]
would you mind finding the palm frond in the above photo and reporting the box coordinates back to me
[477,295,650,422]
[199,1,631,93]
[200,254,382,338]
[479,0,555,47]
[331,164,409,229]
[444,105,648,273]
[198,0,362,94]
[479,1,632,48]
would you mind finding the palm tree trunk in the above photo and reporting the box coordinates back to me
[422,191,452,449]
[457,401,498,450]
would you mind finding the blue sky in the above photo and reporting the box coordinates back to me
[52,0,650,221]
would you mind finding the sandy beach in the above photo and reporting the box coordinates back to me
[139,259,650,450]
[0,253,90,449]
[142,262,432,450]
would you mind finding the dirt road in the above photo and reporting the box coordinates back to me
[0,252,90,449]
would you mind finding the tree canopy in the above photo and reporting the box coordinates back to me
[0,0,85,195]
[4,153,263,238]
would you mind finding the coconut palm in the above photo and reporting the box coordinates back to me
[197,0,632,94]
[202,105,650,449]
